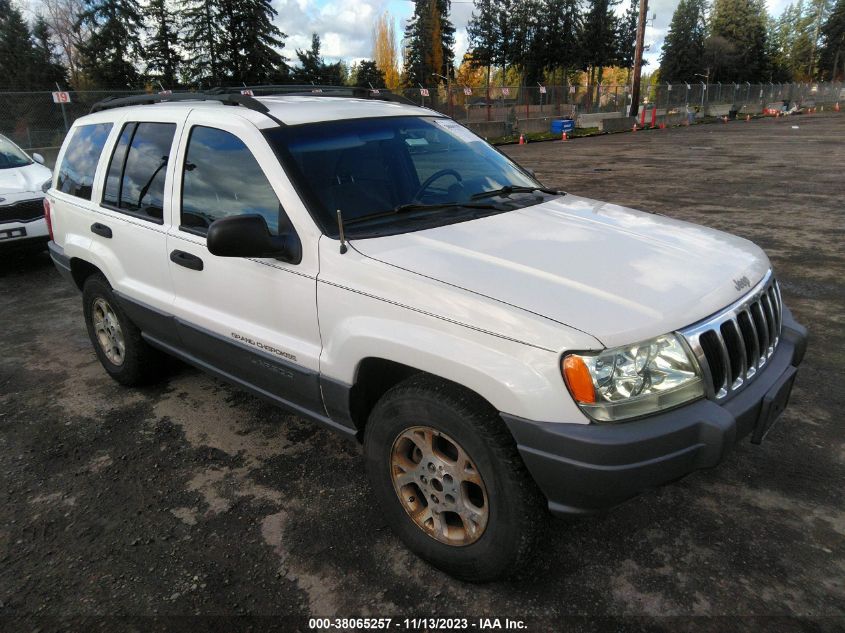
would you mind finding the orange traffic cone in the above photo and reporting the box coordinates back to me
[835,102,841,112]
[518,133,525,145]
[561,131,568,141]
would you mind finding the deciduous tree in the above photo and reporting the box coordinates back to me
[373,12,400,89]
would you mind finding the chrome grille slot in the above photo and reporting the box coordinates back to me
[681,271,783,401]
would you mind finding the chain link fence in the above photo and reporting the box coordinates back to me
[2,82,843,154]
[408,81,845,133]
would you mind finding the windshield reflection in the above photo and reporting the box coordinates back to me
[266,116,545,235]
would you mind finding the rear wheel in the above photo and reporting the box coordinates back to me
[364,375,547,582]
[82,274,164,386]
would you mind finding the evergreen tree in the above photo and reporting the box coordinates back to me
[144,0,181,87]
[294,33,324,83]
[403,0,455,87]
[617,0,639,72]
[819,0,845,78]
[543,0,583,85]
[77,0,145,87]
[355,60,387,88]
[0,0,37,90]
[658,0,706,82]
[467,0,498,87]
[495,0,517,80]
[31,16,69,88]
[709,0,769,81]
[581,0,620,101]
[293,34,342,84]
[180,0,223,86]
[766,12,793,81]
[218,0,287,84]
[509,0,546,87]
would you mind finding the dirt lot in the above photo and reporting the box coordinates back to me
[1,114,843,630]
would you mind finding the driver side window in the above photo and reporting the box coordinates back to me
[180,126,291,236]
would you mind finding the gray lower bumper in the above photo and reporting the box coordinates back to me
[502,307,808,516]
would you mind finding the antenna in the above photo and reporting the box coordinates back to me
[336,209,348,254]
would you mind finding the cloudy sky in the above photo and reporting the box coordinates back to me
[276,0,795,71]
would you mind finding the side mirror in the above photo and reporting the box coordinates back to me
[32,153,45,165]
[207,214,302,264]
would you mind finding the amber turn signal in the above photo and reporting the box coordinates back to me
[562,355,596,404]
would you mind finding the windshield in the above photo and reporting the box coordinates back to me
[266,116,551,236]
[0,135,32,170]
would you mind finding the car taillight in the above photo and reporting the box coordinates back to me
[43,197,54,241]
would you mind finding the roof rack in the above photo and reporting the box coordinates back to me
[89,91,286,126]
[88,86,419,124]
[229,85,418,106]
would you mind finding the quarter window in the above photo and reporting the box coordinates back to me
[56,123,113,200]
[103,122,176,222]
[181,126,289,235]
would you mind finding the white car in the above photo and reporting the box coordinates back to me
[45,90,807,581]
[0,134,52,251]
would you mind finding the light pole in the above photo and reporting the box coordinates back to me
[432,71,452,116]
[629,0,649,117]
[694,69,710,116]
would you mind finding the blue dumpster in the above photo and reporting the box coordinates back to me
[551,118,575,134]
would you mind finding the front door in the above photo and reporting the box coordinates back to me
[164,111,324,415]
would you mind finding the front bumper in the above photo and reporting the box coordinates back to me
[502,306,808,516]
[0,217,48,249]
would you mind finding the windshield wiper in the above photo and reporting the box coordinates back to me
[344,201,502,226]
[470,185,561,200]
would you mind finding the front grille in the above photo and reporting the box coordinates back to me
[681,272,782,400]
[0,199,44,223]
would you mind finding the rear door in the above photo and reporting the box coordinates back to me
[89,111,186,344]
[164,110,324,414]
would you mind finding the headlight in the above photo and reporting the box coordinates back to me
[41,178,52,193]
[562,334,704,422]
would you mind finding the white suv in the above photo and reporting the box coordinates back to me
[0,134,52,251]
[46,90,807,581]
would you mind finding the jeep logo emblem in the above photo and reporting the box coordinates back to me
[733,275,751,291]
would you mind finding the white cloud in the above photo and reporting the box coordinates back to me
[274,0,389,61]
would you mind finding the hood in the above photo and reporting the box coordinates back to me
[351,194,771,348]
[0,162,52,196]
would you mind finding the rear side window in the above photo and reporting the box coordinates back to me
[56,123,113,199]
[103,122,176,222]
[181,126,290,235]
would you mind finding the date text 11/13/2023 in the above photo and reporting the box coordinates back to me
[307,618,527,630]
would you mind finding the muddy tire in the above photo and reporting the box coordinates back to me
[82,274,164,386]
[364,374,547,582]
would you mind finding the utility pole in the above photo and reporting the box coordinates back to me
[628,0,649,117]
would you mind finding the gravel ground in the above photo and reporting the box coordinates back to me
[1,113,843,631]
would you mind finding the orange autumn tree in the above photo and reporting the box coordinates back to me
[373,11,400,90]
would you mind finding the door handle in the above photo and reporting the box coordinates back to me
[90,222,112,238]
[170,249,204,271]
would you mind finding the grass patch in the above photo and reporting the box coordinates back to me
[490,127,600,145]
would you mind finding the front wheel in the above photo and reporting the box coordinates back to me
[364,375,547,582]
